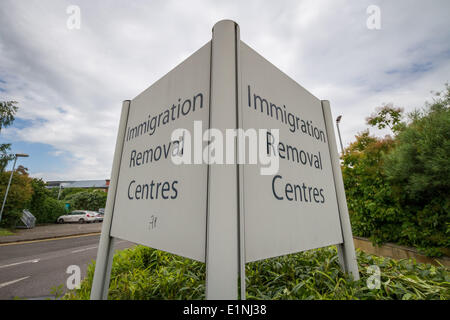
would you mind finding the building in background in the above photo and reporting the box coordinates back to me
[46,179,110,192]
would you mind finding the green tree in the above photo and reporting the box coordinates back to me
[383,85,450,255]
[0,101,18,130]
[29,178,50,212]
[342,130,405,244]
[65,190,107,211]
[343,84,450,256]
[38,197,66,223]
[0,101,18,172]
[28,178,65,223]
[366,104,405,134]
[0,168,33,227]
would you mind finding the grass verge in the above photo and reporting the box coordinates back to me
[0,228,14,236]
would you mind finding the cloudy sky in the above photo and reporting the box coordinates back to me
[1,0,449,180]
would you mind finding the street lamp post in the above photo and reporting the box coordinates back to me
[57,183,64,200]
[336,115,344,155]
[0,153,29,223]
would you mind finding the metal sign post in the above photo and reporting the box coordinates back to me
[205,20,244,300]
[90,100,130,300]
[321,100,360,280]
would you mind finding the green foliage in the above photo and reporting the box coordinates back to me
[64,246,450,300]
[383,88,450,253]
[29,178,49,214]
[0,101,18,131]
[65,246,206,300]
[27,178,66,223]
[49,284,65,300]
[343,85,450,256]
[342,131,405,245]
[385,101,449,201]
[0,227,14,236]
[0,170,33,228]
[38,197,66,223]
[366,104,405,133]
[0,209,22,229]
[0,101,18,172]
[0,144,14,173]
[65,190,107,211]
[48,187,87,200]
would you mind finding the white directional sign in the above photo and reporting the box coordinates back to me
[109,42,211,262]
[240,42,343,262]
[91,20,359,301]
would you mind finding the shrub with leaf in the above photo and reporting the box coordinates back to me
[342,131,405,245]
[384,92,450,256]
[343,84,450,256]
[64,246,449,300]
[65,190,107,211]
[27,178,66,223]
[0,170,33,228]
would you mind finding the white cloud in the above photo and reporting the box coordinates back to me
[0,0,449,180]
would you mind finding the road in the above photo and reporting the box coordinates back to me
[0,234,135,300]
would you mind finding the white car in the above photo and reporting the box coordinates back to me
[92,211,104,222]
[57,210,97,224]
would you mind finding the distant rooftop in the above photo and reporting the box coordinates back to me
[46,179,110,189]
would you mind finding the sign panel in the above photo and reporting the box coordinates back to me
[240,41,344,262]
[91,21,358,301]
[110,42,211,262]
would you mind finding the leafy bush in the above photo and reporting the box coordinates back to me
[384,98,450,255]
[343,85,450,256]
[38,197,66,223]
[64,246,449,300]
[0,209,22,228]
[0,171,33,228]
[26,178,66,224]
[29,179,48,212]
[65,246,205,300]
[65,190,107,211]
[342,131,411,246]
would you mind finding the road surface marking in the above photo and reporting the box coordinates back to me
[0,232,101,247]
[70,239,129,254]
[0,276,30,289]
[71,246,98,253]
[0,259,40,269]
